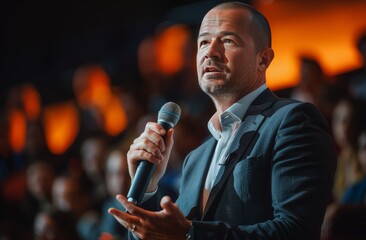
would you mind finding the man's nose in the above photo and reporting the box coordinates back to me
[205,40,221,60]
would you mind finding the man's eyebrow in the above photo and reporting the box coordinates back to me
[221,31,241,39]
[198,32,210,38]
[198,31,241,39]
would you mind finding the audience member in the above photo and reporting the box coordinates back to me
[80,135,109,210]
[321,99,364,239]
[78,146,130,240]
[336,30,366,102]
[321,205,366,240]
[34,208,80,240]
[52,175,91,221]
[341,130,366,204]
[22,160,56,224]
[290,56,326,110]
[331,98,364,201]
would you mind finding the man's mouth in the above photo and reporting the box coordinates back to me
[204,66,222,73]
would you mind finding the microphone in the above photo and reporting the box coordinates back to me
[127,102,181,205]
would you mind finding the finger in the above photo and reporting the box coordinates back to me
[116,195,153,220]
[142,122,169,153]
[160,195,176,214]
[143,129,166,153]
[108,207,140,229]
[130,132,165,159]
[145,122,166,136]
[163,129,174,155]
[128,148,163,165]
[132,122,166,149]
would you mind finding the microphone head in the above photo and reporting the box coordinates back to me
[158,102,181,127]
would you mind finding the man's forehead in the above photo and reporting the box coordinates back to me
[199,8,249,32]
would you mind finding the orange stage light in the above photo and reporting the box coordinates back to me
[73,65,112,110]
[88,68,112,110]
[257,0,366,90]
[103,94,128,136]
[8,108,27,153]
[43,101,79,155]
[155,25,190,76]
[21,84,41,120]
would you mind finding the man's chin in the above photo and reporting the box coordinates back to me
[203,85,227,96]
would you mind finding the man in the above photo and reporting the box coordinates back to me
[109,2,336,239]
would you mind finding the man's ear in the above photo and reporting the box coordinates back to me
[257,48,274,72]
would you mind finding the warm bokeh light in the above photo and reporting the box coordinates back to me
[155,25,190,76]
[257,0,366,90]
[43,101,79,155]
[103,94,128,136]
[73,65,112,110]
[21,84,41,120]
[8,109,27,153]
[89,69,112,110]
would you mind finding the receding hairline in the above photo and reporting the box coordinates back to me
[210,1,272,51]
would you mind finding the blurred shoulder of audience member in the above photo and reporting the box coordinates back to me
[321,204,366,240]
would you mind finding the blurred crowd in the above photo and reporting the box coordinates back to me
[1,23,366,240]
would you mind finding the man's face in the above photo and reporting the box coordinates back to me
[196,8,259,100]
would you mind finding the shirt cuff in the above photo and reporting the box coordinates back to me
[141,188,158,203]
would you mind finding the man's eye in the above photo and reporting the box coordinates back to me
[200,40,209,47]
[223,39,234,44]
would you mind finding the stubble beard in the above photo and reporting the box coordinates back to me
[205,83,227,96]
[200,76,239,98]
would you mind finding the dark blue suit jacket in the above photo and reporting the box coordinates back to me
[141,89,336,240]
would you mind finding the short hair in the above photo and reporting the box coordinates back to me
[213,2,272,52]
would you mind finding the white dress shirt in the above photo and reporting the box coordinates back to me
[201,84,268,212]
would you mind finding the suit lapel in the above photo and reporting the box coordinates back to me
[201,88,278,219]
[179,137,217,219]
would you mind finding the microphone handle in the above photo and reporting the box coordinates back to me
[127,121,171,205]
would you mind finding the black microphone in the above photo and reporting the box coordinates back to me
[127,102,181,205]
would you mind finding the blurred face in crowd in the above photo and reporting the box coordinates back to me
[332,100,354,148]
[81,138,106,182]
[27,162,55,203]
[34,211,77,240]
[34,212,60,240]
[52,177,87,218]
[105,150,130,197]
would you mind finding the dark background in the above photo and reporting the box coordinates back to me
[0,0,252,107]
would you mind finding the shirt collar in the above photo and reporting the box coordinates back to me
[208,83,268,140]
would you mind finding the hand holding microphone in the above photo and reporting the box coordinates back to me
[126,102,181,205]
